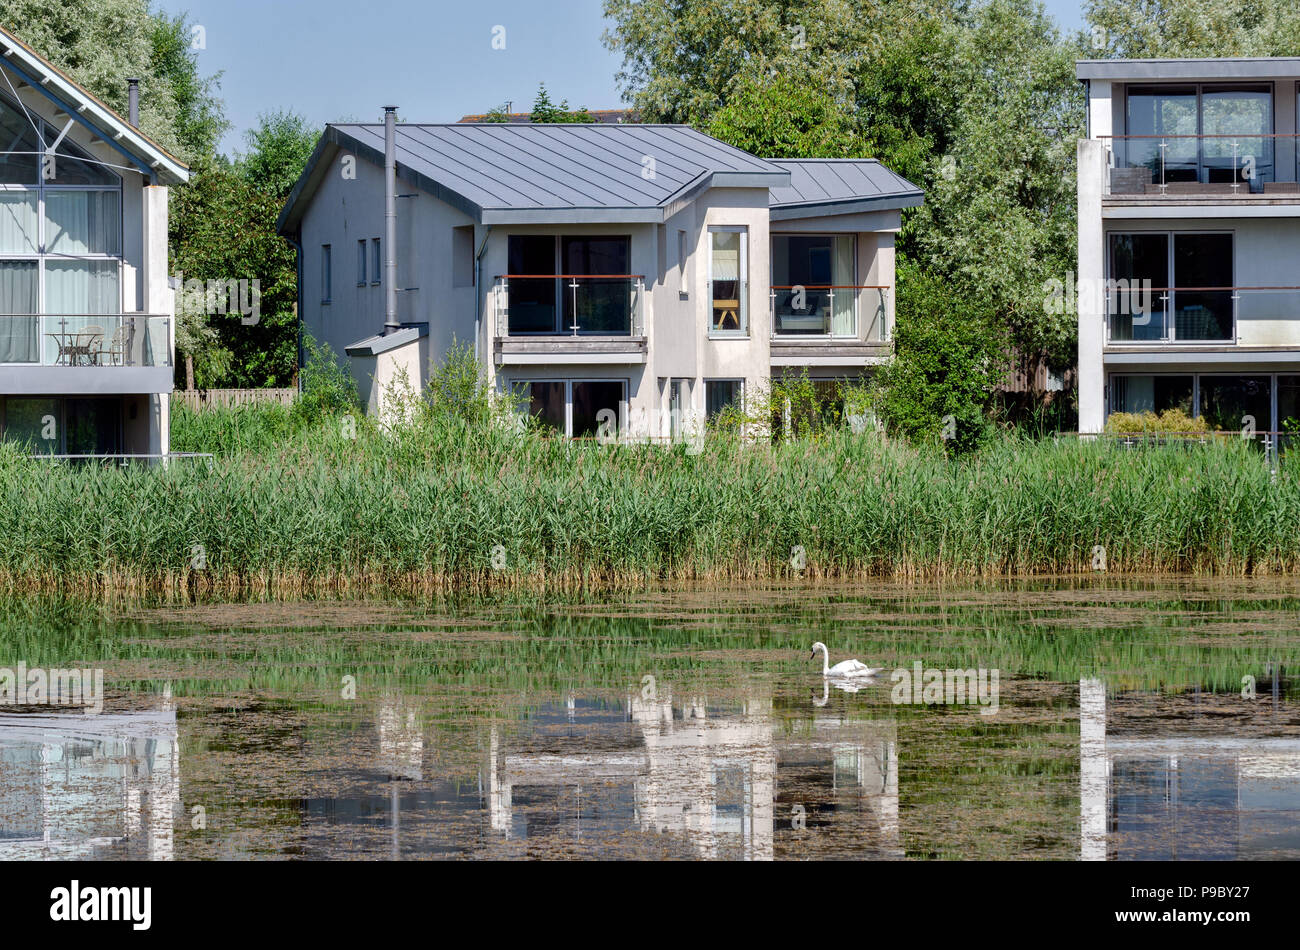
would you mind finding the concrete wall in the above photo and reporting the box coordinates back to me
[1078,139,1107,433]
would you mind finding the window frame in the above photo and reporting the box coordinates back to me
[707,225,749,338]
[371,238,382,287]
[510,377,629,439]
[321,244,332,304]
[0,92,125,365]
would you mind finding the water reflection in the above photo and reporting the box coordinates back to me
[478,686,898,860]
[1081,678,1300,860]
[0,708,179,860]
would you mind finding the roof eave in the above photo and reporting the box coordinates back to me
[769,192,925,220]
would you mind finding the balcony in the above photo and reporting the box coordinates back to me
[769,285,891,368]
[492,274,646,366]
[1103,134,1300,202]
[0,314,173,394]
[1105,285,1300,348]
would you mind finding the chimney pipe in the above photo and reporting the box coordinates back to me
[383,106,400,336]
[127,78,140,128]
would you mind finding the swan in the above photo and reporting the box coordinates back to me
[810,642,881,678]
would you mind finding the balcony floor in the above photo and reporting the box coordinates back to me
[494,335,647,366]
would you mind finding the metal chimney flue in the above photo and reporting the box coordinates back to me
[383,106,399,336]
[127,78,140,128]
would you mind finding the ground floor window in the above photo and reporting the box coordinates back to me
[705,379,743,422]
[1108,373,1300,435]
[512,379,627,439]
[0,395,122,454]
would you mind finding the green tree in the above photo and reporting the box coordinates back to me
[528,83,594,123]
[873,261,1011,455]
[1084,0,1300,58]
[236,110,318,199]
[169,157,298,389]
[705,73,871,158]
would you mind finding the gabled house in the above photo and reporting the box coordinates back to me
[1078,58,1300,437]
[0,26,188,458]
[277,116,921,437]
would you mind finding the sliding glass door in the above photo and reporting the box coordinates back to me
[1108,232,1233,343]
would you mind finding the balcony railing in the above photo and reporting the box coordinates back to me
[770,285,890,341]
[494,275,644,337]
[1105,286,1300,344]
[1102,134,1300,196]
[0,314,172,367]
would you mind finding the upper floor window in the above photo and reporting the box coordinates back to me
[1123,84,1274,187]
[321,244,332,303]
[371,238,381,286]
[356,239,367,286]
[708,226,747,336]
[771,234,856,337]
[0,93,123,365]
[503,234,634,334]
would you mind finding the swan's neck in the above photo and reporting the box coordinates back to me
[817,645,830,676]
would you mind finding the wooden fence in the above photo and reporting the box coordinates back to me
[172,388,298,411]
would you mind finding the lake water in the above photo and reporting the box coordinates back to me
[1,578,1297,860]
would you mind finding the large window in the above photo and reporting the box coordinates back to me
[771,234,856,336]
[709,227,747,335]
[505,235,632,334]
[1108,232,1233,343]
[513,379,627,439]
[1124,84,1273,188]
[1,395,122,454]
[0,94,123,365]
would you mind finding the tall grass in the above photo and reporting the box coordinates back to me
[4,396,1300,594]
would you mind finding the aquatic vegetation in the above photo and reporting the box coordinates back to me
[2,404,1300,594]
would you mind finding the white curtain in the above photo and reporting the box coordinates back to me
[44,261,120,365]
[45,190,121,256]
[832,235,856,337]
[0,260,37,362]
[0,192,37,254]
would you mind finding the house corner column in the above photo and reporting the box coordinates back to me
[1077,139,1106,435]
[141,184,173,455]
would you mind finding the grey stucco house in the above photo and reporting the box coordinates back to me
[278,116,920,438]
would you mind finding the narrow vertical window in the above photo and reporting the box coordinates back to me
[321,245,332,303]
[357,240,367,286]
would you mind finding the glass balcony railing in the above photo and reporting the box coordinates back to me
[0,314,172,367]
[494,275,644,336]
[1106,286,1300,344]
[770,285,889,341]
[1103,134,1300,195]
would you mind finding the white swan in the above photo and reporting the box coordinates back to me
[810,642,881,678]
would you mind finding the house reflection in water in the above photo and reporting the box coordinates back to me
[1080,678,1300,860]
[486,686,899,860]
[0,709,180,860]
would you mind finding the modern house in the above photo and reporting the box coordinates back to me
[1078,58,1300,437]
[277,116,921,438]
[0,26,187,459]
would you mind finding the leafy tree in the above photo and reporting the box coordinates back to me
[705,73,871,157]
[236,110,318,199]
[873,261,1011,455]
[1084,0,1300,58]
[169,157,298,389]
[528,83,594,123]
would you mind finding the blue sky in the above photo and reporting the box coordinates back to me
[159,0,1088,156]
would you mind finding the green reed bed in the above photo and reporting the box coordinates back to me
[2,403,1299,593]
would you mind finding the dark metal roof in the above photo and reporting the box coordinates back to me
[1077,58,1300,81]
[278,122,789,231]
[767,159,923,219]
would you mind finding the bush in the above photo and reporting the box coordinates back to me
[1105,408,1209,435]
